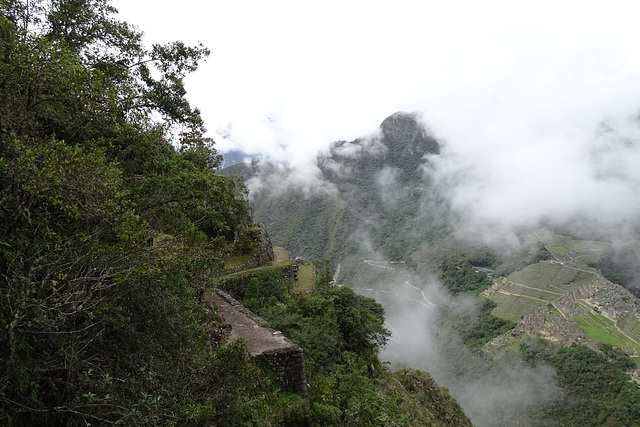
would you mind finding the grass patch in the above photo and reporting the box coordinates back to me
[575,315,626,346]
[618,314,640,343]
[489,293,544,323]
[272,247,291,267]
[224,253,253,269]
[505,283,562,300]
[571,306,640,353]
[293,264,315,293]
[220,264,287,280]
[489,263,595,324]
[545,304,562,317]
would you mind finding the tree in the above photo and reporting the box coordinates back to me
[0,3,248,424]
[320,285,390,353]
[0,0,210,141]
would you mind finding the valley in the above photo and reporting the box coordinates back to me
[234,112,640,425]
[484,232,640,361]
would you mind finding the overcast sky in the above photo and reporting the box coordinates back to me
[115,1,640,154]
[116,0,640,238]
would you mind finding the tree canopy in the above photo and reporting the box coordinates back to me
[0,2,252,424]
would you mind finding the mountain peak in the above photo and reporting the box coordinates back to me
[380,112,440,164]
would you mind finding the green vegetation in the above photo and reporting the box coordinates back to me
[439,257,493,294]
[543,232,611,264]
[487,262,596,322]
[5,2,638,425]
[0,3,474,425]
[0,2,310,425]
[461,299,516,348]
[223,266,470,426]
[520,339,640,426]
[239,113,448,279]
[573,303,640,353]
[294,264,316,293]
[618,313,640,344]
[508,262,594,291]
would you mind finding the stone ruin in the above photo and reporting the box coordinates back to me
[205,289,309,402]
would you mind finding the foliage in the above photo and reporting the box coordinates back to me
[233,268,470,426]
[461,299,516,348]
[0,3,249,425]
[246,275,389,372]
[519,338,640,426]
[238,113,449,278]
[0,135,223,425]
[439,258,493,294]
[1,0,209,141]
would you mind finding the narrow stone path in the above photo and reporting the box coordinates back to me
[205,290,294,357]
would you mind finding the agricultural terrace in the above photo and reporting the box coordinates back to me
[293,263,316,293]
[618,313,640,345]
[487,261,595,323]
[541,232,610,265]
[573,302,640,355]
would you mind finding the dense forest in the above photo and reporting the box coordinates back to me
[0,0,250,423]
[0,1,473,425]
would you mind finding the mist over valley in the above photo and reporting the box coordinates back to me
[5,0,640,424]
[224,112,640,426]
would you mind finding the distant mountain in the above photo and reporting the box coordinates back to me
[225,111,640,426]
[219,149,253,168]
[224,112,449,277]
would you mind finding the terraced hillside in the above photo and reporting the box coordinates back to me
[485,233,640,358]
[484,261,595,322]
[542,233,611,265]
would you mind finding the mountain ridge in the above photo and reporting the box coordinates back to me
[222,111,640,426]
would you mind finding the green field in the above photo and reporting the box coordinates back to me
[549,246,569,253]
[540,232,610,264]
[293,264,316,293]
[507,262,594,294]
[487,261,591,322]
[617,313,640,344]
[573,302,640,353]
[486,243,640,356]
[489,292,547,322]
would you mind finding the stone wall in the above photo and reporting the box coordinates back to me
[224,223,274,275]
[215,289,270,327]
[212,289,309,402]
[256,347,309,402]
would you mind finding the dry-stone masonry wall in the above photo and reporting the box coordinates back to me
[224,223,274,275]
[208,289,309,401]
[255,348,309,402]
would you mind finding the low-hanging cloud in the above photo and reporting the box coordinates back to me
[425,105,640,247]
[209,3,640,244]
[355,265,559,427]
[112,1,640,425]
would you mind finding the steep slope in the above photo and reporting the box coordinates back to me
[210,231,472,426]
[224,111,640,426]
[225,112,449,280]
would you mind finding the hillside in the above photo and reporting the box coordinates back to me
[3,2,640,424]
[224,112,449,274]
[206,234,472,426]
[485,232,640,359]
[229,112,640,426]
[0,4,473,425]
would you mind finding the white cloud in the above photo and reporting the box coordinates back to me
[115,1,640,151]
